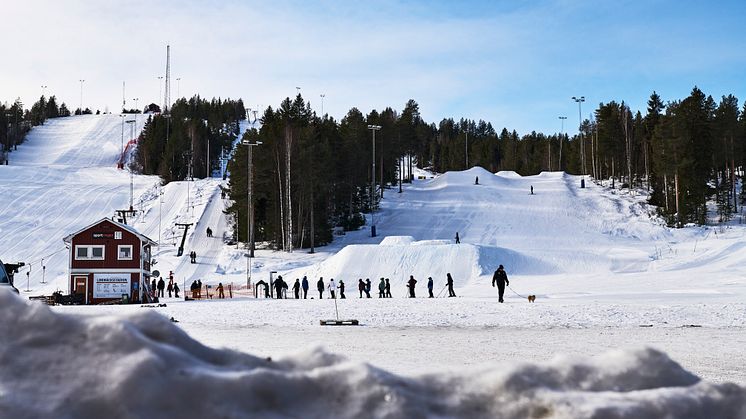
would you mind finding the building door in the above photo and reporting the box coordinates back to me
[73,276,88,304]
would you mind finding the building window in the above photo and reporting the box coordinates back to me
[75,245,105,260]
[115,231,122,240]
[118,245,133,260]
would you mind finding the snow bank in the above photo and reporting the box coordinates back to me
[1,290,744,418]
[285,241,556,287]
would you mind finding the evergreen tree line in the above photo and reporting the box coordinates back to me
[226,87,746,252]
[134,95,246,183]
[1,96,72,159]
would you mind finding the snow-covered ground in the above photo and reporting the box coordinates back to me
[2,115,746,416]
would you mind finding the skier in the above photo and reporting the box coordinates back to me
[173,282,180,298]
[317,277,325,299]
[301,276,309,299]
[293,278,301,299]
[167,279,173,298]
[339,280,346,299]
[206,227,213,238]
[384,278,392,298]
[530,185,534,195]
[217,282,225,299]
[157,277,165,298]
[358,279,365,298]
[446,272,456,297]
[378,278,386,298]
[427,277,434,298]
[364,278,372,298]
[475,176,479,185]
[407,275,417,298]
[455,232,460,244]
[327,278,337,299]
[492,265,509,303]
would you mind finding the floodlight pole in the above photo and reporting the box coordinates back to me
[558,116,567,170]
[242,134,262,287]
[367,125,381,237]
[572,96,586,175]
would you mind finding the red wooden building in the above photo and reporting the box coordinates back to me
[63,218,156,304]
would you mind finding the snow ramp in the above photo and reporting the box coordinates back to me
[284,237,556,287]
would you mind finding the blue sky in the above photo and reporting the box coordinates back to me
[2,0,745,135]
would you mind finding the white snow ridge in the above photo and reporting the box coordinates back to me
[1,291,744,419]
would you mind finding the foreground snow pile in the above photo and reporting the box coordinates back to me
[1,292,744,419]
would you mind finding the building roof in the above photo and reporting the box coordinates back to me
[63,217,157,246]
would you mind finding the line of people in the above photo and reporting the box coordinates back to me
[256,272,462,300]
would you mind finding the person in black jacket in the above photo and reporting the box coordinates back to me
[358,279,365,298]
[157,277,165,298]
[293,278,301,299]
[317,277,325,299]
[364,278,372,298]
[274,276,287,299]
[339,280,346,299]
[384,278,392,298]
[492,265,509,303]
[407,275,417,298]
[302,276,309,299]
[446,273,456,297]
[427,277,434,298]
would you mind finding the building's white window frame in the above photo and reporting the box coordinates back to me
[118,245,133,260]
[75,245,105,261]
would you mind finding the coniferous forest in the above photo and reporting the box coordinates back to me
[223,87,746,251]
[5,86,746,249]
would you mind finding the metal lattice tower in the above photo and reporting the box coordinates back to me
[164,45,171,114]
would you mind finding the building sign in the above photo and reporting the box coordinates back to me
[92,232,115,239]
[93,274,130,298]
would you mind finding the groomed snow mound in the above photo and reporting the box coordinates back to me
[1,291,744,419]
[286,239,556,287]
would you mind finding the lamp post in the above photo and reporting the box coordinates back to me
[157,76,164,109]
[367,124,381,237]
[241,137,262,287]
[78,79,85,114]
[133,98,140,114]
[572,96,585,175]
[176,78,181,99]
[558,116,567,171]
[41,85,47,97]
[320,94,325,117]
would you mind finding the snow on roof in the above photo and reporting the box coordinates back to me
[1,290,742,418]
[62,217,157,246]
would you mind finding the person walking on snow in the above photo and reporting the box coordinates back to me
[446,273,456,297]
[293,278,301,299]
[157,277,165,298]
[455,232,460,244]
[385,278,392,298]
[365,278,372,298]
[206,227,213,237]
[327,278,337,299]
[358,279,365,298]
[217,282,225,299]
[378,278,386,298]
[530,185,534,195]
[492,265,509,303]
[302,276,309,299]
[167,279,173,298]
[274,276,287,299]
[407,275,417,298]
[339,280,346,299]
[174,282,180,298]
[427,277,434,298]
[317,277,325,299]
